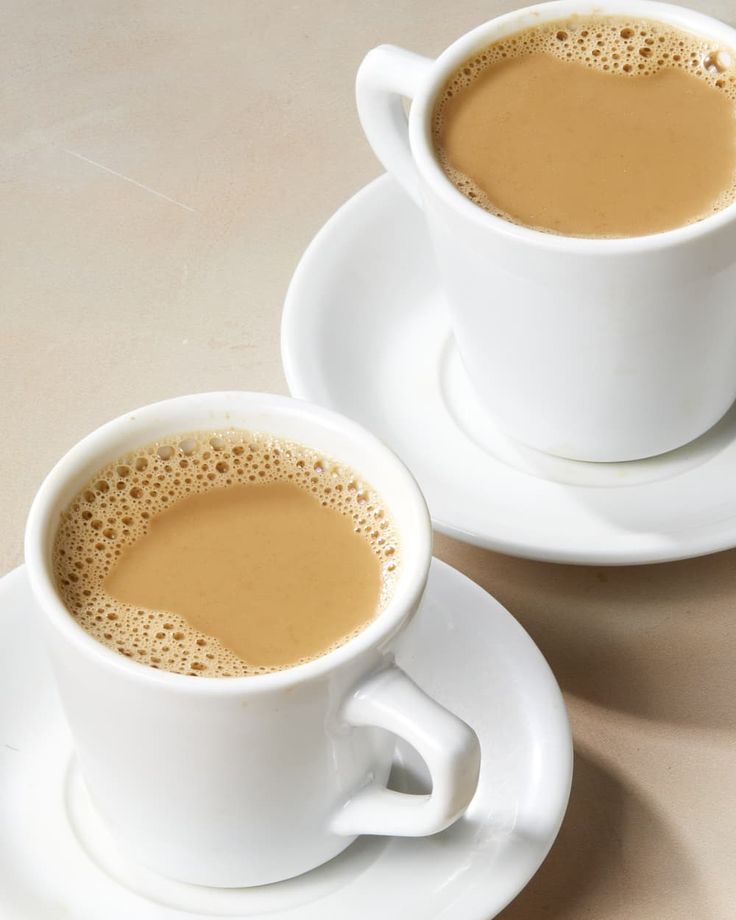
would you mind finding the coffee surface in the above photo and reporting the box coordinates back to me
[53,431,399,677]
[433,17,736,237]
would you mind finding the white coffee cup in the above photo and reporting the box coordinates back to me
[24,391,480,887]
[357,0,736,462]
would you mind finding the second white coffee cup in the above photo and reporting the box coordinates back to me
[357,0,736,462]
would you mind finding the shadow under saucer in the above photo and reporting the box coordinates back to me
[499,748,707,920]
[436,534,736,729]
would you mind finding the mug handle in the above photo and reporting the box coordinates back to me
[356,45,434,207]
[331,665,481,837]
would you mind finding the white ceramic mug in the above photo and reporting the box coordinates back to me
[357,0,736,462]
[24,392,481,887]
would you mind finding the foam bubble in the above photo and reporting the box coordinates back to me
[53,430,401,678]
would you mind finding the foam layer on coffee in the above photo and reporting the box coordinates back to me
[434,16,736,234]
[53,431,400,677]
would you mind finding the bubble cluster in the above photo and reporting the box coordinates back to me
[433,16,736,229]
[53,430,400,678]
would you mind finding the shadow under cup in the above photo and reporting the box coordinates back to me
[23,391,437,887]
[357,0,736,462]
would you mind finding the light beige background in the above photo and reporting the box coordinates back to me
[2,1,735,917]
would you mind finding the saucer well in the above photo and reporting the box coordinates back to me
[0,559,570,920]
[282,174,736,564]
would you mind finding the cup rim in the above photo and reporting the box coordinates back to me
[24,392,432,696]
[408,0,736,252]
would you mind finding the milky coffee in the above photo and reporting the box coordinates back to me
[433,17,736,237]
[53,431,400,677]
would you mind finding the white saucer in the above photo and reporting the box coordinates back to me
[0,559,570,920]
[282,174,736,564]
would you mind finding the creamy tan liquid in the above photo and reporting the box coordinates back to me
[53,431,399,677]
[433,17,736,237]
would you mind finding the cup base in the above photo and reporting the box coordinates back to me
[64,759,384,907]
[444,341,736,475]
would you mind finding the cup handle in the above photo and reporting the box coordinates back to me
[331,665,481,837]
[356,45,435,207]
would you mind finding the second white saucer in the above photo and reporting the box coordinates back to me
[0,559,570,920]
[282,174,736,564]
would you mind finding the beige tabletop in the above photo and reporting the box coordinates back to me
[3,1,735,917]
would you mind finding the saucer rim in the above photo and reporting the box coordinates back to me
[281,173,736,566]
